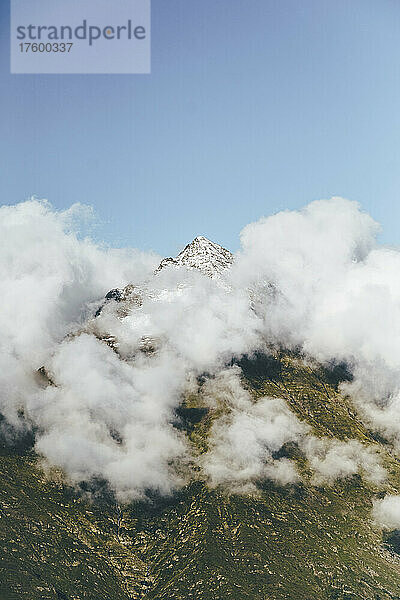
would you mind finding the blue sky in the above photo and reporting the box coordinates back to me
[1,0,400,256]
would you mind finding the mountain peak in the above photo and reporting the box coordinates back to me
[157,236,234,278]
[97,236,234,317]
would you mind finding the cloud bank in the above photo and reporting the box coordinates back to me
[1,196,400,501]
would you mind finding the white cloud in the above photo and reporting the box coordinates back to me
[302,437,386,486]
[1,196,398,499]
[373,495,400,529]
[231,197,400,448]
[200,368,305,492]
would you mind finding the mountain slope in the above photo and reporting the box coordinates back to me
[3,238,400,600]
[2,351,400,600]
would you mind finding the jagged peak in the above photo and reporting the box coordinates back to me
[157,236,234,278]
[98,236,234,316]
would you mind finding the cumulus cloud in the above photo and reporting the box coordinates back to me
[199,368,385,493]
[1,196,399,499]
[0,200,262,498]
[0,200,157,426]
[232,198,400,447]
[373,495,400,529]
[32,335,188,500]
[199,368,305,492]
[302,437,386,486]
[92,267,261,372]
[35,271,261,498]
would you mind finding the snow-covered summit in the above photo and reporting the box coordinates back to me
[95,236,234,321]
[156,236,234,279]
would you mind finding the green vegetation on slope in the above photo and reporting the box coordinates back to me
[2,352,400,600]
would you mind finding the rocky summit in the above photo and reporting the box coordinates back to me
[96,236,233,317]
[156,236,234,278]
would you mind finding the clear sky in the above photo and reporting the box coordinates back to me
[1,0,400,256]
